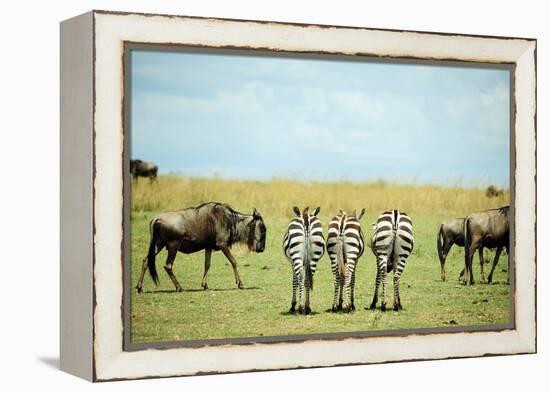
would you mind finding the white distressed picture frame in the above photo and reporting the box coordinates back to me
[60,10,536,382]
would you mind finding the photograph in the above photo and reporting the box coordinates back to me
[127,46,512,345]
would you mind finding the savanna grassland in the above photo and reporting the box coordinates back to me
[130,176,511,344]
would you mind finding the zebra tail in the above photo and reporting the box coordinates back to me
[147,218,160,286]
[304,234,314,291]
[437,224,444,264]
[336,237,346,281]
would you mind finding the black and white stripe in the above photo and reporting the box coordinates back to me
[326,209,366,312]
[368,210,414,312]
[282,206,326,315]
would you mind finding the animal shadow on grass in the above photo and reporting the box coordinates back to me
[280,310,321,316]
[142,286,261,294]
[324,307,359,314]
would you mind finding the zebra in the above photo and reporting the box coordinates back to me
[368,210,414,312]
[282,206,326,315]
[327,209,366,312]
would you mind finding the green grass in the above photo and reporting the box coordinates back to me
[129,177,510,344]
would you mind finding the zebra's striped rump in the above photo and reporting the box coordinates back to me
[282,206,326,315]
[327,208,365,312]
[368,210,414,312]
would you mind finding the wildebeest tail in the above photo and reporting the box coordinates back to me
[336,236,346,281]
[464,217,472,267]
[147,218,160,285]
[304,234,314,290]
[437,224,444,264]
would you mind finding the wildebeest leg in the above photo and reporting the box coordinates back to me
[464,238,478,285]
[136,247,163,293]
[487,246,503,284]
[458,267,465,282]
[163,243,183,292]
[221,248,244,289]
[136,258,149,293]
[440,240,453,281]
[201,249,212,290]
[368,264,382,310]
[478,247,486,283]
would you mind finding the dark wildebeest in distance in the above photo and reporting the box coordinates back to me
[130,159,158,183]
[462,206,509,285]
[486,185,504,198]
[135,202,267,293]
[437,217,493,282]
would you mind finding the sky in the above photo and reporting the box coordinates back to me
[130,49,510,187]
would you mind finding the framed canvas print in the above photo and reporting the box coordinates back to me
[60,10,537,381]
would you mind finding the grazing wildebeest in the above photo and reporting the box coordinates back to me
[130,159,158,183]
[437,217,491,282]
[135,202,267,293]
[486,185,504,198]
[462,206,510,285]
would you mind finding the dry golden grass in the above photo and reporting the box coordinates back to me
[132,176,509,219]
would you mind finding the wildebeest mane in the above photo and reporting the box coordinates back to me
[193,202,255,249]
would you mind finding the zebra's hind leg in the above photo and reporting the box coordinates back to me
[392,272,401,311]
[304,279,312,315]
[393,255,408,311]
[338,276,344,310]
[368,264,382,310]
[350,269,357,311]
[290,271,298,313]
[379,257,389,311]
[331,268,340,312]
[297,270,305,314]
[343,264,356,312]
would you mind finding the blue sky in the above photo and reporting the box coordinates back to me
[131,49,510,187]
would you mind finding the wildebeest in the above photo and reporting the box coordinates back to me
[135,202,267,293]
[130,159,158,183]
[437,217,492,282]
[462,206,510,285]
[486,185,504,198]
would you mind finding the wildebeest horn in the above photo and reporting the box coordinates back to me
[293,206,300,216]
